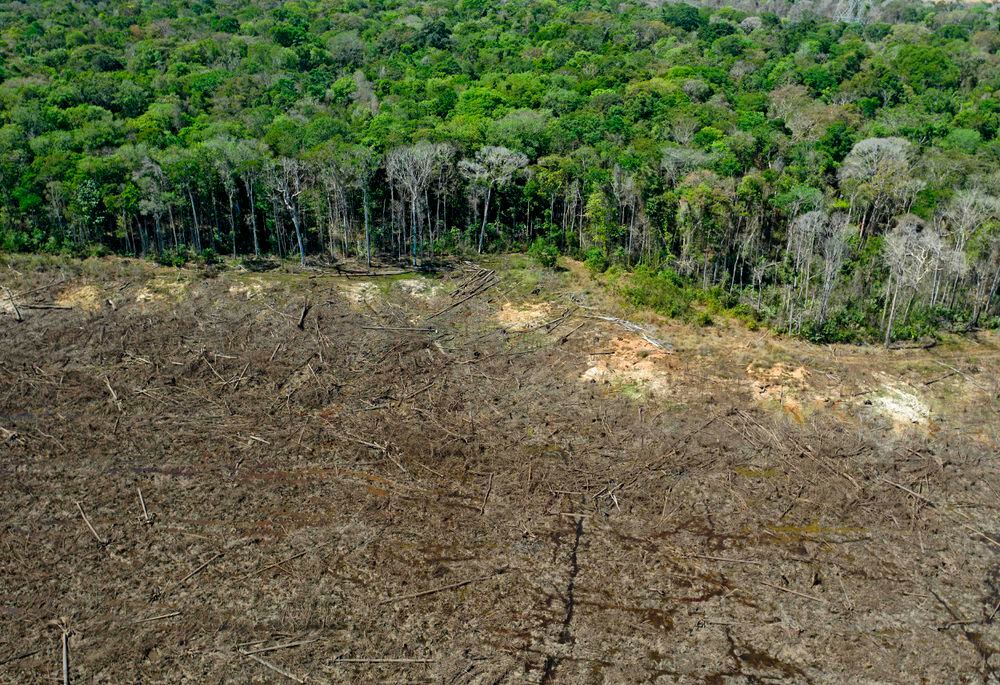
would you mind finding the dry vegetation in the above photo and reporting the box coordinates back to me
[1,254,998,684]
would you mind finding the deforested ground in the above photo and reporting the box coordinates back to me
[1,254,998,684]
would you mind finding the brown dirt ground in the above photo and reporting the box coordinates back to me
[1,254,999,684]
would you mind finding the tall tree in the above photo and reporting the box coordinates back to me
[459,146,528,253]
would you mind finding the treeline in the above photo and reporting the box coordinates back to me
[1,0,999,343]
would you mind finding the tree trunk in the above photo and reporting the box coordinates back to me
[884,281,901,347]
[246,180,259,256]
[411,198,418,267]
[290,205,305,265]
[477,186,492,253]
[363,187,371,268]
[187,189,202,252]
[229,194,237,258]
[167,204,178,249]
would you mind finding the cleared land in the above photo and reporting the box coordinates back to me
[1,255,998,683]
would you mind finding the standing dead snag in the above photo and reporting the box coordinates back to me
[275,157,307,266]
[882,215,938,346]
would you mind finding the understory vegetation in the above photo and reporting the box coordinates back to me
[1,0,999,343]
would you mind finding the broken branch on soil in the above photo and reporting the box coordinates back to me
[244,638,319,655]
[132,611,181,624]
[243,550,307,579]
[427,271,498,319]
[931,359,989,392]
[0,649,41,666]
[61,629,69,685]
[686,553,763,566]
[332,267,415,278]
[480,472,494,515]
[559,321,587,344]
[759,581,827,604]
[0,426,18,443]
[104,377,123,413]
[166,552,222,594]
[333,657,436,664]
[137,487,151,524]
[362,324,437,333]
[75,501,106,545]
[239,648,307,683]
[378,571,501,605]
[3,285,22,321]
[13,277,67,299]
[583,315,672,351]
[296,301,312,330]
[881,477,1000,549]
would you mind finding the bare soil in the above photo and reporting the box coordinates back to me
[1,254,998,684]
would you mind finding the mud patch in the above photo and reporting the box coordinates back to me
[496,301,551,331]
[56,284,102,312]
[581,336,674,396]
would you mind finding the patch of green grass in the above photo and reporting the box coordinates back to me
[734,466,779,479]
[617,382,646,401]
[619,266,694,318]
[606,266,761,328]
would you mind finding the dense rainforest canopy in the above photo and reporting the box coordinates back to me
[1,0,999,342]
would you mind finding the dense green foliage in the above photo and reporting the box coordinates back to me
[1,0,999,342]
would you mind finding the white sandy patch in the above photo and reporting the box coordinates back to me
[342,281,379,307]
[869,383,930,426]
[397,278,440,300]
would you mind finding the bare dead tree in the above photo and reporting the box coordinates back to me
[941,188,1000,311]
[883,214,938,346]
[276,157,307,265]
[459,146,528,253]
[818,213,850,324]
[839,138,923,240]
[784,209,825,332]
[386,142,450,266]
